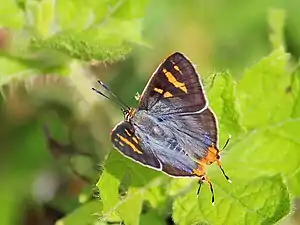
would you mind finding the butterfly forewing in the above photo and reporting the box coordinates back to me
[138,52,207,114]
[110,121,162,170]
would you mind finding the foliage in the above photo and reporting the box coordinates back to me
[0,0,149,86]
[96,47,296,224]
[94,9,297,225]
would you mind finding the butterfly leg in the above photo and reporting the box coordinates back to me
[217,161,232,183]
[196,176,215,205]
[217,135,232,183]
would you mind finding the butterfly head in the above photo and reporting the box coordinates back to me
[124,108,137,121]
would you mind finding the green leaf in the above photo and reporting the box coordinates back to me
[26,0,55,37]
[97,150,164,224]
[291,67,300,117]
[117,187,144,225]
[226,118,300,196]
[30,17,149,62]
[140,210,165,225]
[29,0,150,62]
[0,0,152,84]
[0,1,24,28]
[227,48,300,196]
[55,0,103,31]
[209,72,245,145]
[268,9,286,50]
[55,0,151,30]
[112,0,151,19]
[55,200,102,225]
[30,31,132,62]
[236,48,293,129]
[173,175,290,225]
[97,170,120,220]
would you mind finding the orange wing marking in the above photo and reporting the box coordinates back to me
[117,134,143,154]
[132,137,139,144]
[162,68,187,93]
[154,88,163,94]
[163,92,173,98]
[174,65,183,74]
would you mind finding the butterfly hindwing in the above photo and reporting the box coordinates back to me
[143,108,217,177]
[110,121,162,170]
[163,108,218,159]
[161,164,195,177]
[138,52,207,114]
[158,151,198,177]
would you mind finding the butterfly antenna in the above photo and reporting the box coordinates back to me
[97,80,130,110]
[92,87,128,114]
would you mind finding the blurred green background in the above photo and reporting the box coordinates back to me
[0,0,300,225]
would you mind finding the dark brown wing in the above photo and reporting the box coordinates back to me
[161,164,196,177]
[110,121,162,170]
[138,52,208,114]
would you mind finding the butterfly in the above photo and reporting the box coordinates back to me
[92,52,231,203]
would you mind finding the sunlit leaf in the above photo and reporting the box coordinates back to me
[55,200,102,225]
[97,150,164,224]
[209,72,245,145]
[173,175,290,225]
[236,48,292,129]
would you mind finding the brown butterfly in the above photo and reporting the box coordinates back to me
[93,52,231,203]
